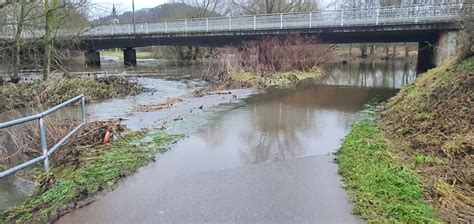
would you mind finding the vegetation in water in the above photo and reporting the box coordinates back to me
[0,76,142,112]
[209,33,333,88]
[336,119,439,223]
[0,129,182,222]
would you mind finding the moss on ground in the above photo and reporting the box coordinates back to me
[0,76,142,112]
[101,50,153,61]
[0,130,182,222]
[229,69,322,88]
[336,119,439,223]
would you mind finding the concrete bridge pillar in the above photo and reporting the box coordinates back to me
[124,48,137,67]
[417,31,459,73]
[85,51,101,68]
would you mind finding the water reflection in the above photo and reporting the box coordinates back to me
[172,85,398,167]
[322,60,416,88]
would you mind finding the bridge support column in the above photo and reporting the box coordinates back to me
[85,51,101,68]
[123,48,137,67]
[417,42,436,73]
[417,31,459,73]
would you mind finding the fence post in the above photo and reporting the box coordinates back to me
[128,24,131,34]
[206,18,209,32]
[415,6,418,23]
[95,27,98,36]
[111,24,114,35]
[165,21,168,33]
[229,17,232,31]
[376,8,379,25]
[185,20,188,32]
[253,16,256,30]
[145,23,149,34]
[341,9,344,26]
[81,96,86,123]
[309,12,312,28]
[39,118,49,171]
[280,13,283,29]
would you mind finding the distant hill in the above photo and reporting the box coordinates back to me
[106,3,221,24]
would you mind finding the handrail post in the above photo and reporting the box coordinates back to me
[253,16,256,30]
[206,18,209,32]
[415,5,418,23]
[165,21,168,33]
[39,118,49,171]
[376,8,379,25]
[340,9,344,26]
[185,20,188,32]
[128,24,131,34]
[309,12,312,28]
[229,17,232,31]
[280,13,283,29]
[145,22,149,34]
[81,96,86,123]
[111,24,114,35]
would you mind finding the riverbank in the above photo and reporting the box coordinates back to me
[337,57,473,222]
[0,76,142,113]
[0,122,182,222]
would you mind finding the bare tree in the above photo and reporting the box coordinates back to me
[181,0,231,17]
[231,0,319,15]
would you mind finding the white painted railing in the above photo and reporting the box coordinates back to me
[0,4,468,39]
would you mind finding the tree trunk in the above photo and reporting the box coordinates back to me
[12,0,27,84]
[392,44,397,58]
[370,44,375,55]
[384,44,389,58]
[43,0,59,81]
[405,43,409,57]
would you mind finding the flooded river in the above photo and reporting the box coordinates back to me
[1,59,417,221]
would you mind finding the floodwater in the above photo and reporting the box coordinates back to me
[1,59,417,222]
[57,59,414,223]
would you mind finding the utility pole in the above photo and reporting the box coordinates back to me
[132,0,136,33]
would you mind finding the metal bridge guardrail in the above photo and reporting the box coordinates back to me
[0,3,470,39]
[0,95,86,178]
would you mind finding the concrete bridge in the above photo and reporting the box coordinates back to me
[4,4,469,71]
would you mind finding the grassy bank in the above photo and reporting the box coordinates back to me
[101,50,153,61]
[228,69,322,88]
[336,120,439,223]
[0,127,182,222]
[337,57,473,223]
[381,57,473,222]
[0,76,142,112]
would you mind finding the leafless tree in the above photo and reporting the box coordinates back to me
[230,0,319,15]
[181,0,231,17]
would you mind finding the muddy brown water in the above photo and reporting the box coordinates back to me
[1,59,416,221]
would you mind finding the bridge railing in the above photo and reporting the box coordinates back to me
[84,4,464,36]
[0,4,468,39]
[0,95,86,178]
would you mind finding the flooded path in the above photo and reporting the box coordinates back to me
[1,59,417,222]
[58,60,414,223]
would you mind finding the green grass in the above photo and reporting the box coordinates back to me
[336,121,440,223]
[0,131,182,222]
[101,50,153,61]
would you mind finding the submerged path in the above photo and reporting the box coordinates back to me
[58,155,359,223]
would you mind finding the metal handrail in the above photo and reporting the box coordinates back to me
[0,95,86,178]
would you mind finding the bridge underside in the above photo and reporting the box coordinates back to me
[80,23,457,49]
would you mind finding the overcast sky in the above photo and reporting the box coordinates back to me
[90,0,169,14]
